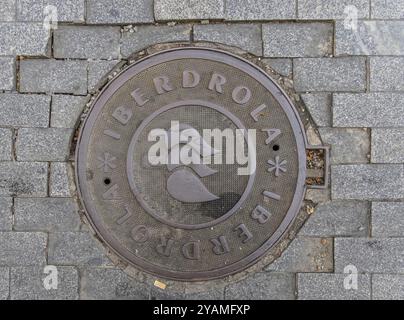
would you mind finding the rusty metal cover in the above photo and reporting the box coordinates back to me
[76,48,307,281]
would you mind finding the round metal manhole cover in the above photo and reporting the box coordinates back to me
[76,47,307,281]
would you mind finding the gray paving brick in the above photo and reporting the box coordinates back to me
[194,24,262,56]
[0,162,48,197]
[0,267,9,300]
[54,26,120,59]
[294,58,366,92]
[51,95,87,129]
[86,0,153,24]
[298,273,371,300]
[298,0,370,19]
[335,238,404,273]
[155,0,224,21]
[0,57,15,91]
[226,0,296,20]
[336,20,404,56]
[0,94,50,128]
[81,268,150,300]
[319,128,370,164]
[16,0,85,22]
[370,57,404,91]
[48,232,110,266]
[0,23,50,56]
[50,163,73,197]
[20,59,87,95]
[16,128,73,161]
[0,0,15,21]
[185,287,224,300]
[372,202,404,237]
[0,129,12,161]
[266,237,333,272]
[331,165,404,200]
[263,23,332,58]
[225,272,295,300]
[371,0,404,19]
[262,59,292,77]
[10,266,79,300]
[0,232,47,266]
[0,198,12,231]
[333,93,404,128]
[301,93,331,127]
[372,275,404,300]
[14,198,80,232]
[120,25,191,57]
[305,188,331,203]
[88,60,119,93]
[372,129,404,164]
[300,201,369,237]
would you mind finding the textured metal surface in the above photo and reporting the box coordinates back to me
[75,48,307,281]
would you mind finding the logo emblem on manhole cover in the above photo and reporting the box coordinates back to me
[76,48,308,281]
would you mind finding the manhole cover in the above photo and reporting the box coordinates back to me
[76,47,307,281]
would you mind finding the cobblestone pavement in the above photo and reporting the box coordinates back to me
[0,0,403,300]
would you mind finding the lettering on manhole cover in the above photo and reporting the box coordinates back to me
[76,48,309,281]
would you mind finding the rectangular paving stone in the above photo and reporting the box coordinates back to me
[0,267,9,300]
[14,198,81,232]
[263,23,332,58]
[51,95,87,129]
[301,94,331,127]
[0,94,50,128]
[331,165,404,200]
[370,57,404,91]
[225,272,295,300]
[0,198,12,231]
[0,0,15,21]
[16,128,73,161]
[155,0,224,21]
[194,24,262,56]
[81,268,150,300]
[0,232,47,266]
[185,287,224,300]
[266,237,333,272]
[10,266,79,300]
[0,162,48,197]
[336,20,404,55]
[372,129,404,163]
[298,273,371,300]
[0,23,50,56]
[20,59,87,95]
[17,0,85,22]
[48,232,110,266]
[86,0,153,24]
[371,0,404,19]
[300,200,369,237]
[319,128,370,164]
[0,57,15,91]
[0,129,12,161]
[262,59,292,77]
[298,0,369,19]
[54,26,120,59]
[372,202,404,237]
[293,58,366,92]
[372,275,404,300]
[335,238,404,273]
[88,60,119,93]
[333,93,404,127]
[50,163,73,197]
[225,0,296,20]
[120,25,191,58]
